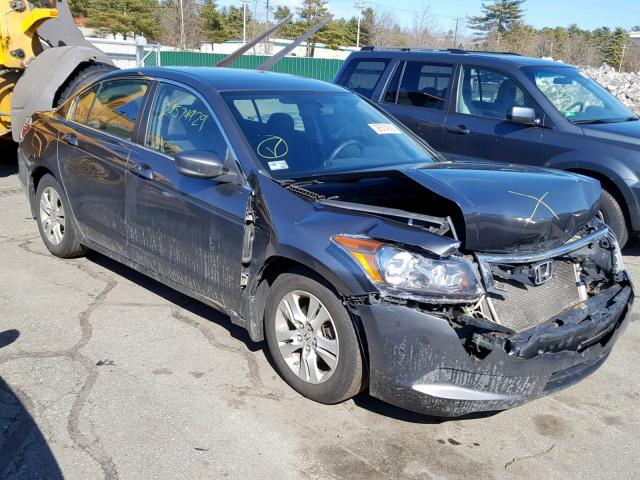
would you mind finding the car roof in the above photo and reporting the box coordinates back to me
[349,48,572,68]
[101,66,347,93]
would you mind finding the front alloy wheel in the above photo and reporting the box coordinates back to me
[275,290,339,384]
[265,271,366,404]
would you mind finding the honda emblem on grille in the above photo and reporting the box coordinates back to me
[533,260,554,285]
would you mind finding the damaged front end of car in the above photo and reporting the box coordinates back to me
[243,164,633,418]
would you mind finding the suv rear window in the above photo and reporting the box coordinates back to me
[337,59,389,98]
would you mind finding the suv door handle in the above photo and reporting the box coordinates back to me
[61,133,78,146]
[129,162,154,180]
[447,125,470,135]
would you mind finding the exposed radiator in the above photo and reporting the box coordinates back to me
[490,260,582,332]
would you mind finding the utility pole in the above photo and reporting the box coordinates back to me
[619,43,628,72]
[354,0,364,48]
[452,17,463,48]
[242,0,248,44]
[264,0,270,53]
[179,0,186,50]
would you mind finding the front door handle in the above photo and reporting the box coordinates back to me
[447,125,470,135]
[129,162,154,180]
[61,133,78,146]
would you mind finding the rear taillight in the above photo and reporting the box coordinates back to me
[20,118,32,142]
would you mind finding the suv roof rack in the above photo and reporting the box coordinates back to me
[359,46,521,56]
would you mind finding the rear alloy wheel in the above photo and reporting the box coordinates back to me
[40,186,65,245]
[35,174,87,258]
[265,272,365,404]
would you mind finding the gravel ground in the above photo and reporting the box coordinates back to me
[0,145,639,480]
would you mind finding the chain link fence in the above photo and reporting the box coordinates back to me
[88,38,162,68]
[87,38,345,81]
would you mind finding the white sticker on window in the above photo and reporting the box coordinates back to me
[368,123,402,135]
[268,160,289,170]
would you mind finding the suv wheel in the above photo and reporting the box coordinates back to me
[265,272,365,404]
[35,174,87,258]
[599,189,629,247]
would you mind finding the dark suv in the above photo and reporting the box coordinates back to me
[335,48,640,246]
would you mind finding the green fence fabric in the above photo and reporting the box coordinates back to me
[159,51,344,82]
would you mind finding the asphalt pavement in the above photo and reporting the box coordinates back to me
[1,144,638,480]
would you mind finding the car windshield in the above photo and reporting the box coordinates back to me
[222,90,435,180]
[522,66,637,124]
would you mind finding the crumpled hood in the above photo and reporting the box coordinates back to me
[402,162,602,253]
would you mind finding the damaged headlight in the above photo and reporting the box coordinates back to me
[333,236,484,302]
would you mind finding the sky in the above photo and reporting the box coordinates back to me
[218,0,640,32]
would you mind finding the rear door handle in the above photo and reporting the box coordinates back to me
[61,133,78,146]
[129,162,154,180]
[447,125,470,135]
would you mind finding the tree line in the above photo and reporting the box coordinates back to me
[69,0,640,70]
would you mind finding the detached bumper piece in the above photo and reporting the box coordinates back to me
[356,283,632,418]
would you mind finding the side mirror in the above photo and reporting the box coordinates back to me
[175,150,225,179]
[507,106,540,126]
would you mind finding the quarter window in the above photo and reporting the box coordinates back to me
[145,83,228,158]
[82,80,148,139]
[337,59,389,98]
[457,66,528,119]
[392,62,453,110]
[73,86,99,124]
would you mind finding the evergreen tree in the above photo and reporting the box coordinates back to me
[605,27,629,68]
[469,0,526,35]
[68,0,91,18]
[86,0,159,39]
[218,5,248,41]
[297,0,331,56]
[273,5,297,39]
[201,0,226,43]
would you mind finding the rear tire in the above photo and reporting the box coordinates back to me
[35,174,87,258]
[265,271,365,404]
[600,189,629,247]
[55,62,117,106]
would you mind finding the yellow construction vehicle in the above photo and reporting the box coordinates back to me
[0,0,115,141]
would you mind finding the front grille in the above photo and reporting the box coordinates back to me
[490,260,582,332]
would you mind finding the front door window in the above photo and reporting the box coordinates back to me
[457,66,529,120]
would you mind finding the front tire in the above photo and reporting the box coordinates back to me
[600,189,629,247]
[265,272,365,404]
[35,174,87,258]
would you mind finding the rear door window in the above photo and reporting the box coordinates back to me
[393,62,453,110]
[145,83,228,158]
[82,79,149,139]
[337,59,390,98]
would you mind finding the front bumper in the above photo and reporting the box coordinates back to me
[355,282,633,418]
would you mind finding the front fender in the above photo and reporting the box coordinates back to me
[545,154,640,230]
